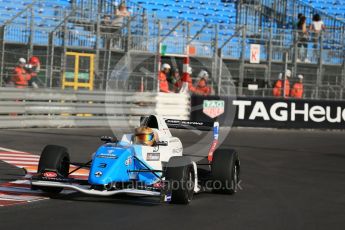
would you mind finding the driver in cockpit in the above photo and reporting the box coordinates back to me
[134,127,158,146]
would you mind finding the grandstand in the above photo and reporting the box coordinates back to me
[0,0,344,99]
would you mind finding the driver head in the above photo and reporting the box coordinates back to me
[134,126,155,146]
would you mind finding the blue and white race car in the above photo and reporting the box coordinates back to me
[31,115,240,204]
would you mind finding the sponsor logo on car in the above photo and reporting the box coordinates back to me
[94,171,103,177]
[146,152,160,161]
[125,156,132,166]
[97,154,118,159]
[43,171,58,178]
[98,163,107,168]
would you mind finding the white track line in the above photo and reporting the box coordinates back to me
[0,147,27,153]
[1,161,39,166]
[0,157,40,162]
[0,194,47,201]
[0,146,90,206]
[0,153,39,158]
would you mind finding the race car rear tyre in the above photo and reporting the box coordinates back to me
[165,156,195,204]
[36,145,70,194]
[211,148,240,194]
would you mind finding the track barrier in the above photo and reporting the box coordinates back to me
[0,88,190,128]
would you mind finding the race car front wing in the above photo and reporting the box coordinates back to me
[31,180,161,197]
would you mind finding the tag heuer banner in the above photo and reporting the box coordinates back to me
[203,100,225,118]
[192,96,345,129]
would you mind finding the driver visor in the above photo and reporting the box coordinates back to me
[135,133,154,142]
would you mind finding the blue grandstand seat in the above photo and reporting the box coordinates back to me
[303,0,345,19]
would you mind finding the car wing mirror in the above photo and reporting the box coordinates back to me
[101,136,117,143]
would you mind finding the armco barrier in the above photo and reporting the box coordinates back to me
[191,96,345,129]
[0,88,190,128]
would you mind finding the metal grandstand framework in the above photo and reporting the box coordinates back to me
[0,0,344,100]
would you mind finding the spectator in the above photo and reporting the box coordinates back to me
[194,70,212,96]
[180,66,195,93]
[297,16,309,62]
[272,70,291,98]
[11,58,31,88]
[291,74,304,99]
[168,68,182,93]
[26,56,41,88]
[101,15,113,34]
[159,63,171,93]
[294,13,303,29]
[310,14,326,54]
[273,73,283,97]
[112,3,130,29]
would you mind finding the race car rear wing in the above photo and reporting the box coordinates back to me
[165,119,219,162]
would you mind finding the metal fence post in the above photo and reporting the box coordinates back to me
[0,25,5,86]
[155,20,161,92]
[47,32,55,88]
[95,14,100,89]
[212,24,219,95]
[238,26,246,96]
[267,26,273,88]
[126,17,132,52]
[143,10,149,51]
[316,32,324,99]
[341,34,345,100]
[283,50,288,99]
[292,29,298,78]
[27,5,34,58]
[217,48,222,96]
[60,16,68,89]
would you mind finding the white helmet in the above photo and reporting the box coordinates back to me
[278,73,283,80]
[19,58,26,64]
[298,74,304,80]
[161,63,171,71]
[198,70,209,80]
[285,69,292,78]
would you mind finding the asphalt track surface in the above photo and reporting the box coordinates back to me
[0,127,345,230]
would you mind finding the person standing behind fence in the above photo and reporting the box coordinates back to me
[291,74,304,99]
[168,68,182,93]
[294,13,303,29]
[273,73,283,97]
[26,56,41,88]
[159,63,171,93]
[180,66,195,93]
[310,14,326,55]
[101,15,113,33]
[12,58,31,88]
[194,70,212,96]
[273,70,291,98]
[297,16,309,62]
[112,3,131,29]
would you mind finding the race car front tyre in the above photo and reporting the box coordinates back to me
[165,156,195,204]
[36,145,71,194]
[211,148,240,194]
